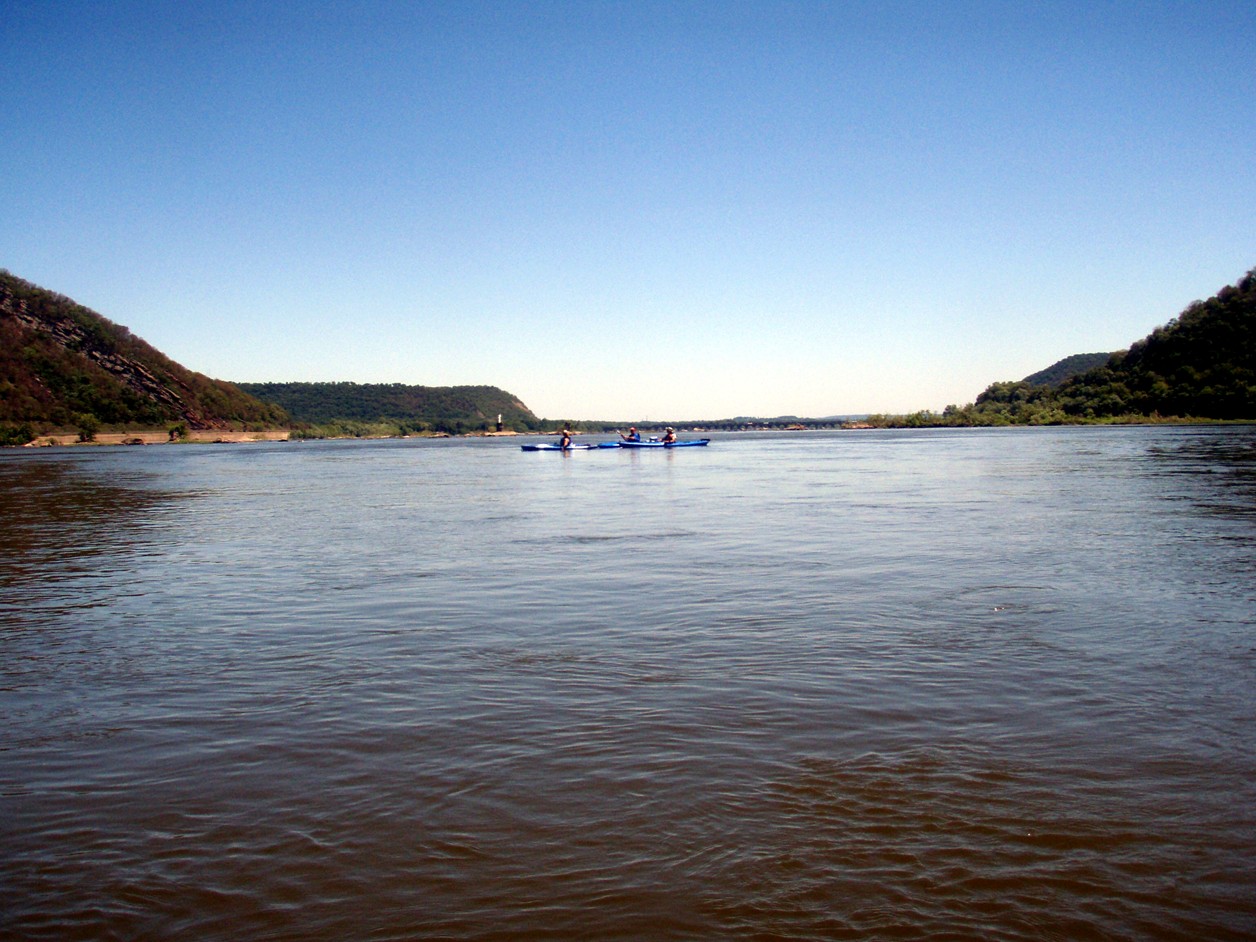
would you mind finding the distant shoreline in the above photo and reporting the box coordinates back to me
[8,420,1252,449]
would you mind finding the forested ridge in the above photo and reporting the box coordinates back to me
[1021,352,1112,388]
[0,271,287,443]
[871,267,1256,427]
[236,382,542,436]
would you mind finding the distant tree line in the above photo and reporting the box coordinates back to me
[236,381,545,436]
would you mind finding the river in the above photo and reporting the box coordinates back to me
[2,426,1254,940]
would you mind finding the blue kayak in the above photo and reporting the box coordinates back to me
[523,439,711,451]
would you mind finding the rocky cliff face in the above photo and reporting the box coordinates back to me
[3,292,207,425]
[0,272,287,431]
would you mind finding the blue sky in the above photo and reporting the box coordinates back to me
[3,1,1253,419]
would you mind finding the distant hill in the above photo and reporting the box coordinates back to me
[1022,352,1112,387]
[0,271,288,439]
[236,381,541,434]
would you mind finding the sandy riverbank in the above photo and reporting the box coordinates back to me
[26,430,293,447]
[21,428,532,447]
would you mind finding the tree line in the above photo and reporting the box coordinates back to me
[236,381,544,436]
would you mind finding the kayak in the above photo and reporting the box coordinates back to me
[522,439,711,451]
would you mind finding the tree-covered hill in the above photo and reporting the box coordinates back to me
[1022,352,1112,387]
[235,381,542,435]
[871,267,1256,427]
[1070,271,1256,419]
[1,271,288,439]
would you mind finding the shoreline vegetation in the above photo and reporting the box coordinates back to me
[3,267,1253,448]
[9,415,1253,450]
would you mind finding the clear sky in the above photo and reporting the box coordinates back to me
[3,1,1253,420]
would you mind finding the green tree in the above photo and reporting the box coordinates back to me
[0,423,34,446]
[74,413,99,442]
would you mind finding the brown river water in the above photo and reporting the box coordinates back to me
[2,426,1254,940]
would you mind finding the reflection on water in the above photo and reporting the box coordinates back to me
[0,460,195,613]
[2,428,1255,941]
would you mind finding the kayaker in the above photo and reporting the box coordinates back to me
[661,427,676,444]
[559,426,573,449]
[620,426,641,442]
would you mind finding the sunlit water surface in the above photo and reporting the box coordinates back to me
[2,427,1254,940]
